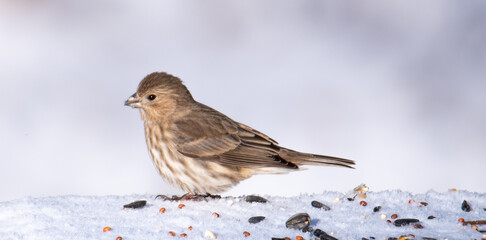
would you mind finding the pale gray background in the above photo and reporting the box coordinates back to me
[1,1,485,202]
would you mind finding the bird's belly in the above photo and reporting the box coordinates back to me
[148,142,242,194]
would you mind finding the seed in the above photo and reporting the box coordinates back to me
[244,195,268,203]
[408,200,414,204]
[285,213,311,230]
[248,216,266,224]
[296,236,303,240]
[212,212,220,218]
[380,214,387,219]
[393,218,420,227]
[188,226,193,230]
[418,201,428,206]
[159,208,166,213]
[103,227,111,232]
[116,237,122,240]
[472,225,478,230]
[333,197,340,203]
[391,214,398,219]
[204,230,217,239]
[180,233,187,237]
[178,204,186,209]
[243,231,250,237]
[461,200,471,212]
[387,220,391,223]
[373,206,382,212]
[458,218,464,223]
[311,200,331,210]
[123,200,147,209]
[168,231,175,236]
[427,216,436,219]
[360,201,367,206]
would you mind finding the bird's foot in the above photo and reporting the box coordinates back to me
[155,193,222,201]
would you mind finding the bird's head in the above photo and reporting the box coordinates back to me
[125,72,194,121]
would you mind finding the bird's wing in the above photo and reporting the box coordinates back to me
[170,103,297,169]
[170,104,241,158]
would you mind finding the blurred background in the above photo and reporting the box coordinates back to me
[1,0,485,202]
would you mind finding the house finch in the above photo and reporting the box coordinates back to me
[125,72,354,198]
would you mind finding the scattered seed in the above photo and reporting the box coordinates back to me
[315,230,338,240]
[103,227,111,232]
[311,200,331,210]
[358,193,367,199]
[360,201,367,206]
[463,220,486,225]
[248,216,266,224]
[244,195,268,203]
[458,218,465,223]
[393,218,420,227]
[373,206,382,212]
[412,223,424,229]
[391,214,398,219]
[296,236,303,240]
[462,200,471,212]
[204,230,217,239]
[387,220,392,223]
[285,213,311,230]
[380,214,387,219]
[178,204,186,209]
[347,197,355,201]
[212,212,220,218]
[408,200,414,204]
[243,231,250,237]
[427,216,436,219]
[168,231,175,236]
[181,233,187,237]
[333,197,340,203]
[159,208,166,213]
[116,237,122,240]
[472,225,478,230]
[451,188,457,192]
[419,201,428,206]
[123,200,147,209]
[188,226,193,230]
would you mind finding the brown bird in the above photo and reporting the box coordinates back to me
[125,72,354,200]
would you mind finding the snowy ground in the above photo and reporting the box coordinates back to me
[0,188,485,240]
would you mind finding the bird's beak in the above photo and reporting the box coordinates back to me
[125,93,141,108]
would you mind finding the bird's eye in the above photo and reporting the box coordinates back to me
[147,94,156,101]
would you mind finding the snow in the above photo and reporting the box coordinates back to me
[0,188,485,239]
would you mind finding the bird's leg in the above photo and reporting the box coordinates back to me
[155,193,222,201]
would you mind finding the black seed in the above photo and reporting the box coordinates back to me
[347,197,354,201]
[373,206,382,212]
[427,215,436,219]
[319,232,338,240]
[123,200,147,209]
[244,195,268,203]
[423,238,438,240]
[393,218,420,227]
[362,238,369,240]
[312,201,331,211]
[461,200,471,212]
[248,216,266,224]
[285,213,311,230]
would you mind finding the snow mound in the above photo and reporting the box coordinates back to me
[1,189,485,239]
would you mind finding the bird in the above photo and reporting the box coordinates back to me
[125,72,354,200]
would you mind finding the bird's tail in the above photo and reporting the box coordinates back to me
[279,148,355,169]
